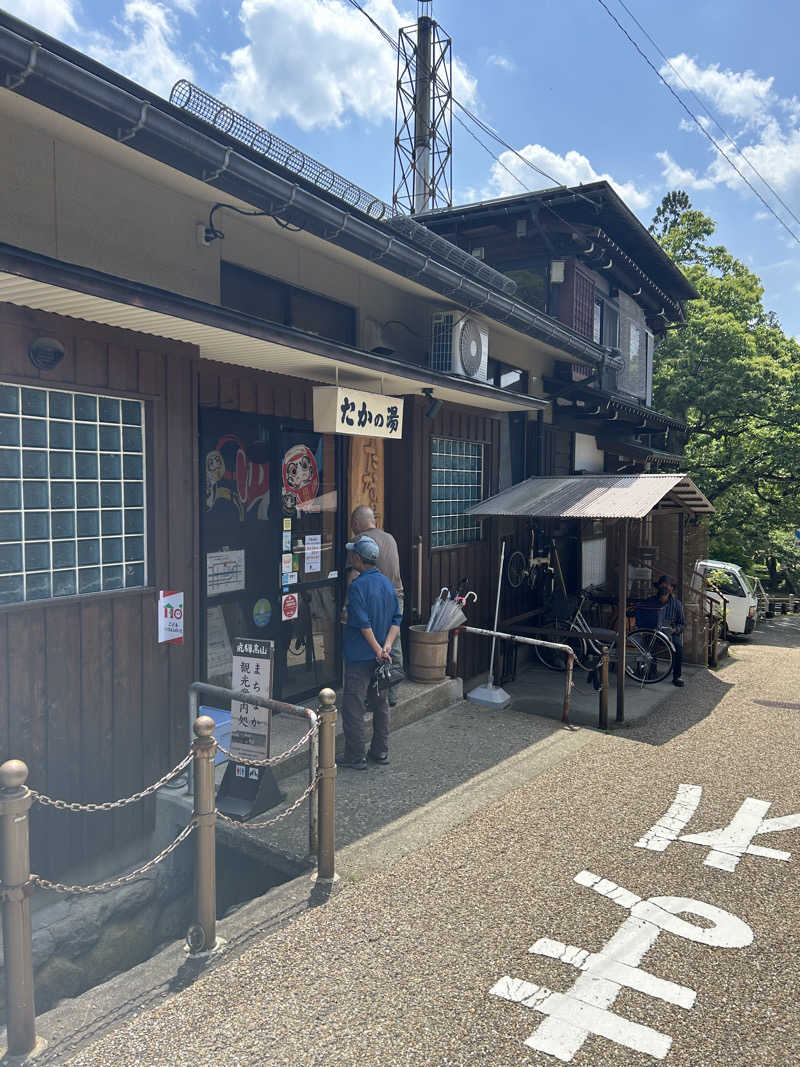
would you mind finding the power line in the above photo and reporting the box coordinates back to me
[613,0,800,234]
[344,0,598,208]
[594,0,800,246]
[452,111,533,194]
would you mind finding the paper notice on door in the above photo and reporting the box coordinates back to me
[305,534,322,573]
[206,605,233,678]
[207,550,245,596]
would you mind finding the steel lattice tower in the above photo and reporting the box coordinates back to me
[392,2,453,215]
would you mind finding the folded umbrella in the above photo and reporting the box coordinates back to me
[426,587,450,632]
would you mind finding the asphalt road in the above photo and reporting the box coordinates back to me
[68,616,800,1067]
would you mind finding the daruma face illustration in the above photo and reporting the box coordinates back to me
[282,444,319,505]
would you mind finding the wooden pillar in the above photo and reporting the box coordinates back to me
[616,518,629,723]
[348,436,384,527]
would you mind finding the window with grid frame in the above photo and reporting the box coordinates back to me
[0,383,147,604]
[430,437,484,549]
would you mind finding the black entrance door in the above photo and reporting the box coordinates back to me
[199,409,342,702]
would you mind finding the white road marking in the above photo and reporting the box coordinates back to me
[635,783,703,852]
[636,787,800,871]
[530,938,696,1008]
[490,871,753,1062]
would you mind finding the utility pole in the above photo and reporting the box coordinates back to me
[393,1,453,215]
[412,9,433,213]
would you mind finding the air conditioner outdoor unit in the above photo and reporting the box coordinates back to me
[430,311,489,380]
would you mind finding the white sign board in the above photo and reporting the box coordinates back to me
[206,549,245,596]
[313,386,404,439]
[229,638,273,759]
[304,534,322,574]
[206,605,232,677]
[157,590,184,644]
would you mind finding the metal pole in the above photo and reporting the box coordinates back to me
[190,715,217,955]
[316,688,337,881]
[413,13,433,213]
[308,714,319,856]
[599,646,609,731]
[562,652,574,724]
[486,542,506,687]
[0,759,41,1060]
[186,685,199,795]
[616,519,629,723]
[710,615,719,668]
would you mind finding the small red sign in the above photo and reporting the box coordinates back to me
[281,593,298,622]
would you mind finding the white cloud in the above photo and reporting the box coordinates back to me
[2,0,78,36]
[485,143,651,213]
[487,54,515,73]
[88,1,194,98]
[168,0,198,11]
[660,53,775,127]
[221,0,476,131]
[656,150,716,192]
[657,54,800,208]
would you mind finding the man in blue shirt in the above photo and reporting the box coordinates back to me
[654,575,686,687]
[339,535,402,770]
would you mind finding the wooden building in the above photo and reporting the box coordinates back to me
[0,12,704,875]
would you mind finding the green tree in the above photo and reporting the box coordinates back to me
[651,192,800,584]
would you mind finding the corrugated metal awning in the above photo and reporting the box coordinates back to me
[466,474,714,519]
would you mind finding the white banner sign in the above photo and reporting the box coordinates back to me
[313,386,404,439]
[229,638,273,759]
[157,590,184,644]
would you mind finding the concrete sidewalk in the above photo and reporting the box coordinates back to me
[23,657,704,1062]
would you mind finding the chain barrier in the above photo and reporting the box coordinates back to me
[216,719,318,768]
[216,774,320,835]
[30,820,196,895]
[30,752,193,812]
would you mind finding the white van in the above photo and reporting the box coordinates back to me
[692,559,758,637]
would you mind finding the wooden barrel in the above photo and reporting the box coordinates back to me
[408,625,450,683]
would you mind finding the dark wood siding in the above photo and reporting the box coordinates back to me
[0,303,197,877]
[197,361,314,422]
[387,397,501,683]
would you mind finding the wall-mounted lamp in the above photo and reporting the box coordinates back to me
[515,218,528,239]
[422,387,443,419]
[29,337,65,371]
[471,245,485,260]
[550,259,565,284]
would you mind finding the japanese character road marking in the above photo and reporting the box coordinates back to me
[635,784,800,871]
[489,870,752,1063]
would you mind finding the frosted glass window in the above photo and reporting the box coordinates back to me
[0,384,147,603]
[430,437,484,549]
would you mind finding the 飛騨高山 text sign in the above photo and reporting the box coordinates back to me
[313,386,404,439]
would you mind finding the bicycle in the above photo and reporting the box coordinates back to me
[534,588,675,684]
[507,530,556,598]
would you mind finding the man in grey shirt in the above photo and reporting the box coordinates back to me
[347,505,404,702]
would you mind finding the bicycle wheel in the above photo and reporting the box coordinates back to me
[507,550,527,588]
[535,622,590,672]
[624,629,673,684]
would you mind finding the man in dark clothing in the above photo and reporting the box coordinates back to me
[655,575,686,686]
[338,535,402,770]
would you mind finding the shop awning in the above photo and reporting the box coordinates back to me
[0,246,547,415]
[466,473,714,519]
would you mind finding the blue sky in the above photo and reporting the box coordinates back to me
[6,0,800,334]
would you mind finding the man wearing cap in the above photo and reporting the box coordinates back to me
[348,505,404,705]
[654,575,685,687]
[338,534,402,770]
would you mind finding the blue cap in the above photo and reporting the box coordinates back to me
[346,535,380,562]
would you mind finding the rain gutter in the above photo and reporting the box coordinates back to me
[0,22,620,371]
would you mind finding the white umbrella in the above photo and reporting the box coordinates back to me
[425,588,450,632]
